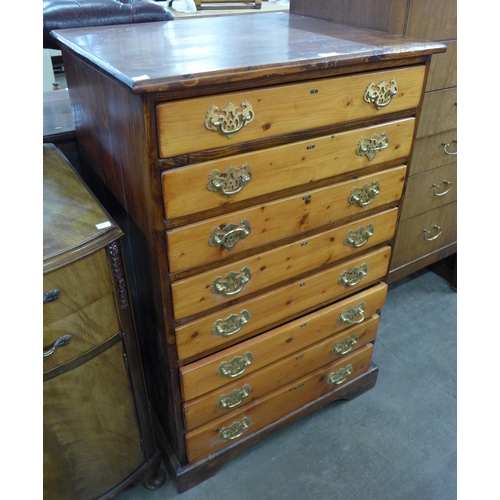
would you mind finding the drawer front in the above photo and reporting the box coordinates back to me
[172,209,397,319]
[43,294,121,372]
[410,129,457,176]
[391,202,457,270]
[400,163,457,221]
[406,0,457,41]
[157,66,425,158]
[183,315,379,431]
[426,41,457,92]
[175,246,391,360]
[416,89,457,138]
[162,119,415,220]
[43,249,113,325]
[179,282,387,401]
[166,166,405,273]
[185,343,374,463]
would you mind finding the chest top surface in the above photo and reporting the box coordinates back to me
[51,13,446,95]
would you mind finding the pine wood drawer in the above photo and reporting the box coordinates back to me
[171,209,397,319]
[391,202,457,270]
[162,119,415,220]
[410,129,457,176]
[426,41,457,92]
[400,163,457,221]
[166,166,405,273]
[157,66,425,158]
[185,343,374,462]
[175,246,391,360]
[179,282,387,401]
[416,89,457,139]
[183,315,379,431]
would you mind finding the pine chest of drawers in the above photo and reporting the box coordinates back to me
[51,13,445,492]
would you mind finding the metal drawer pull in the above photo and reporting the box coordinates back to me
[217,351,254,378]
[332,334,359,355]
[327,364,353,385]
[364,78,398,110]
[219,417,251,441]
[344,224,374,248]
[356,132,389,161]
[205,101,255,139]
[43,334,72,358]
[208,219,252,251]
[441,140,457,155]
[337,302,365,325]
[423,225,442,241]
[212,267,252,296]
[432,180,452,197]
[338,264,368,287]
[217,385,252,409]
[348,181,380,207]
[207,163,253,197]
[43,289,60,304]
[213,310,251,337]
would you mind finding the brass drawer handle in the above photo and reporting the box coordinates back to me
[219,417,251,441]
[207,163,253,197]
[43,334,72,358]
[432,180,452,197]
[217,385,252,409]
[205,101,255,139]
[217,351,254,378]
[441,140,457,155]
[212,267,252,296]
[344,224,374,248]
[356,132,388,161]
[212,310,251,337]
[208,219,252,251]
[364,78,398,110]
[423,225,442,241]
[43,289,60,304]
[337,302,365,325]
[327,364,353,385]
[338,264,368,287]
[348,181,380,207]
[332,334,359,355]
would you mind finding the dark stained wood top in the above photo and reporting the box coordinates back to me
[43,144,122,272]
[43,90,75,142]
[51,13,446,95]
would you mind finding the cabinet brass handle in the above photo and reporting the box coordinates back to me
[338,264,368,287]
[432,180,452,197]
[207,163,253,197]
[43,334,72,358]
[327,364,353,385]
[364,78,398,110]
[337,302,365,325]
[348,181,380,207]
[212,310,251,337]
[219,417,251,441]
[205,101,255,139]
[423,225,442,241]
[43,289,60,304]
[441,140,457,155]
[356,132,388,161]
[217,351,254,378]
[344,224,374,248]
[217,385,252,409]
[208,219,252,251]
[211,267,252,296]
[332,334,358,355]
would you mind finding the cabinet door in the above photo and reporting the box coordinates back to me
[43,341,145,500]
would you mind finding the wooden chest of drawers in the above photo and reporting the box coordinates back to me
[52,13,444,492]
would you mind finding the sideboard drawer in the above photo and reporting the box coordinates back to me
[162,119,415,220]
[157,66,425,158]
[166,166,405,273]
[410,129,457,176]
[426,41,457,92]
[185,343,374,462]
[416,89,457,139]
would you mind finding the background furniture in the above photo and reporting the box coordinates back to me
[51,14,444,492]
[43,144,165,499]
[290,0,457,283]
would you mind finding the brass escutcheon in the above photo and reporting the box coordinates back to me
[364,78,398,110]
[208,219,252,251]
[212,310,251,337]
[205,101,255,139]
[337,302,365,325]
[348,181,380,207]
[216,385,252,409]
[338,263,368,287]
[423,225,442,241]
[327,364,353,385]
[217,351,254,378]
[207,163,253,197]
[332,334,359,355]
[219,417,251,441]
[356,132,389,161]
[344,224,374,248]
[212,267,252,296]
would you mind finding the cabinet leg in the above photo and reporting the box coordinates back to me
[143,464,167,490]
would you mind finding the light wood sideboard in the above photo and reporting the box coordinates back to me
[51,14,445,491]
